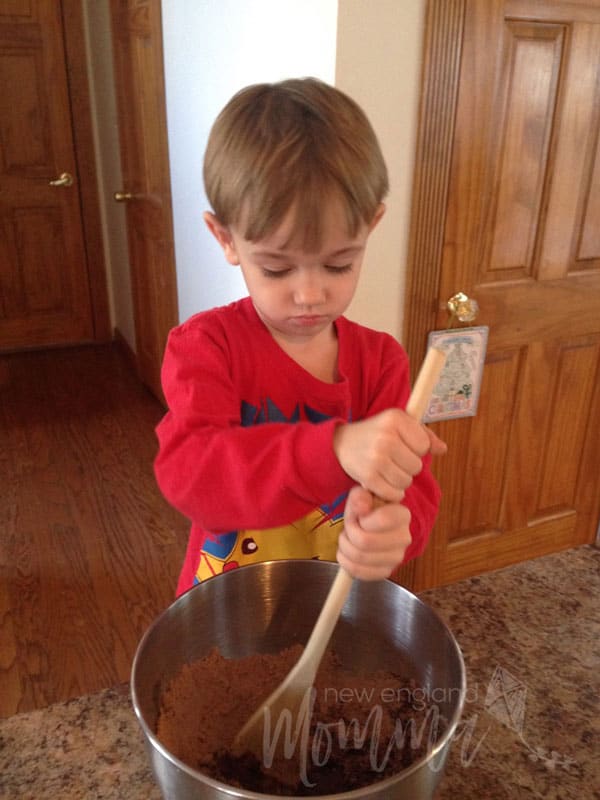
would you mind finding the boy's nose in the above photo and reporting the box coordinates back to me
[293,273,326,307]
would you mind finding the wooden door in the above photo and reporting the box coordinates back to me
[110,0,178,402]
[403,0,600,589]
[0,0,96,349]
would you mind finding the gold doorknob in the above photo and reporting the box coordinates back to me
[49,172,74,187]
[114,191,134,202]
[447,292,479,323]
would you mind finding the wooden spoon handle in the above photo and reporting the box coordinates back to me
[405,345,446,420]
[301,567,354,677]
[301,345,447,679]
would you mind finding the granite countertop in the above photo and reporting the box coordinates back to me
[1,546,598,799]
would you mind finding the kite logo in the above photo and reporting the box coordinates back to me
[484,665,527,734]
[483,665,577,773]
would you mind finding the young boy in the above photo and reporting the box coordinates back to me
[155,78,445,596]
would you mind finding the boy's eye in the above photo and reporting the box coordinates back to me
[325,264,353,274]
[261,267,291,278]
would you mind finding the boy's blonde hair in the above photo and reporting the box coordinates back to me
[203,78,389,249]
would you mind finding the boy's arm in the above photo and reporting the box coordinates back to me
[154,326,353,531]
[349,339,442,563]
[399,453,441,561]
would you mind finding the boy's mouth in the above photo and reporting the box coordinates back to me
[292,315,327,327]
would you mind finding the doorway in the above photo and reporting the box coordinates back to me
[0,0,178,403]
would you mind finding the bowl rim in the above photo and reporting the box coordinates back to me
[131,559,467,799]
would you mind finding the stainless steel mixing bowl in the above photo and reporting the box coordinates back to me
[132,560,465,799]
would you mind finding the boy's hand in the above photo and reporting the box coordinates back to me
[336,486,411,580]
[332,409,446,503]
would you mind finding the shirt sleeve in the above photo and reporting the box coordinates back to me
[358,335,441,564]
[154,322,354,532]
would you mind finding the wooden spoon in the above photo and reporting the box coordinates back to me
[232,345,447,762]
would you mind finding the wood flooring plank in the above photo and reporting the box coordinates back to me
[0,576,21,717]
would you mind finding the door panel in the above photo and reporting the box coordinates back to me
[579,132,600,261]
[449,348,520,540]
[404,0,600,589]
[485,21,564,280]
[0,0,94,349]
[110,0,178,402]
[537,19,600,276]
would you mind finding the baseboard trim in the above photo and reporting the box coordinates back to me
[113,327,138,373]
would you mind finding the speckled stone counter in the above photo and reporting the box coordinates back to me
[1,546,598,799]
[421,545,599,800]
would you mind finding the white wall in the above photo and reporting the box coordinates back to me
[161,0,338,324]
[336,0,426,341]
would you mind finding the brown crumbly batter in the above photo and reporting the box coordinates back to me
[157,645,442,795]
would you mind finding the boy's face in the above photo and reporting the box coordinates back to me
[205,200,384,349]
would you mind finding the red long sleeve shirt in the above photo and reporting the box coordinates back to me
[155,297,441,595]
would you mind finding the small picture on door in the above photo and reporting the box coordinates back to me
[423,326,489,423]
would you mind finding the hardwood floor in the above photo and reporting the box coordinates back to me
[0,344,189,717]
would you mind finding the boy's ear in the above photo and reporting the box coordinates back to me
[203,212,240,265]
[368,203,386,233]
